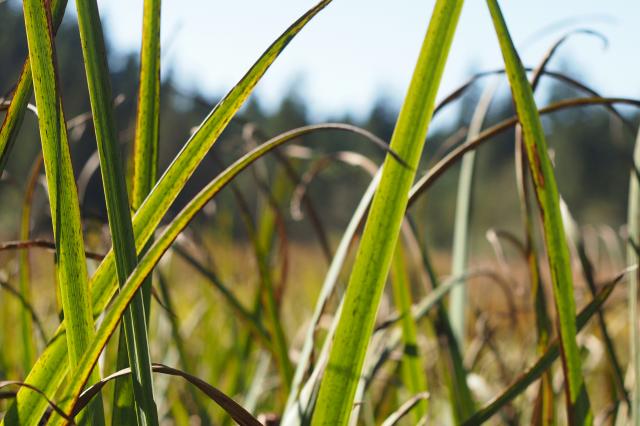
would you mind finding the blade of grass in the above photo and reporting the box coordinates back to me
[20,0,104,424]
[73,0,158,423]
[486,0,591,422]
[514,32,570,424]
[113,0,161,422]
[283,169,381,418]
[628,126,640,426]
[409,220,476,422]
[312,1,464,423]
[0,0,67,175]
[390,241,428,422]
[131,0,161,210]
[3,3,332,424]
[449,79,497,349]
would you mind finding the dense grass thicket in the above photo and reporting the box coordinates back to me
[0,0,639,425]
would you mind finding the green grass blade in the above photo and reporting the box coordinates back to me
[20,0,104,424]
[628,127,640,425]
[390,242,428,421]
[486,1,591,422]
[449,80,497,349]
[311,1,464,423]
[73,0,158,423]
[132,0,161,209]
[283,170,381,419]
[0,0,67,175]
[114,0,161,421]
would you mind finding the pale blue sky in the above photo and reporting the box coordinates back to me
[83,1,639,119]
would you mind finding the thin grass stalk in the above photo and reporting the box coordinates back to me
[628,127,640,425]
[0,0,67,175]
[390,242,428,421]
[516,47,555,426]
[113,0,162,421]
[70,1,334,352]
[515,137,555,425]
[73,0,158,423]
[132,0,161,209]
[449,79,497,349]
[20,0,105,424]
[311,2,463,423]
[486,0,592,422]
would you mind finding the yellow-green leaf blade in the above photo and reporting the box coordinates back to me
[486,0,592,423]
[312,0,464,424]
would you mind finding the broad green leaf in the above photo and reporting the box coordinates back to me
[4,3,331,423]
[311,0,464,423]
[19,0,104,424]
[486,0,591,423]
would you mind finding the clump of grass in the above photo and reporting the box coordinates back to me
[0,0,639,424]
